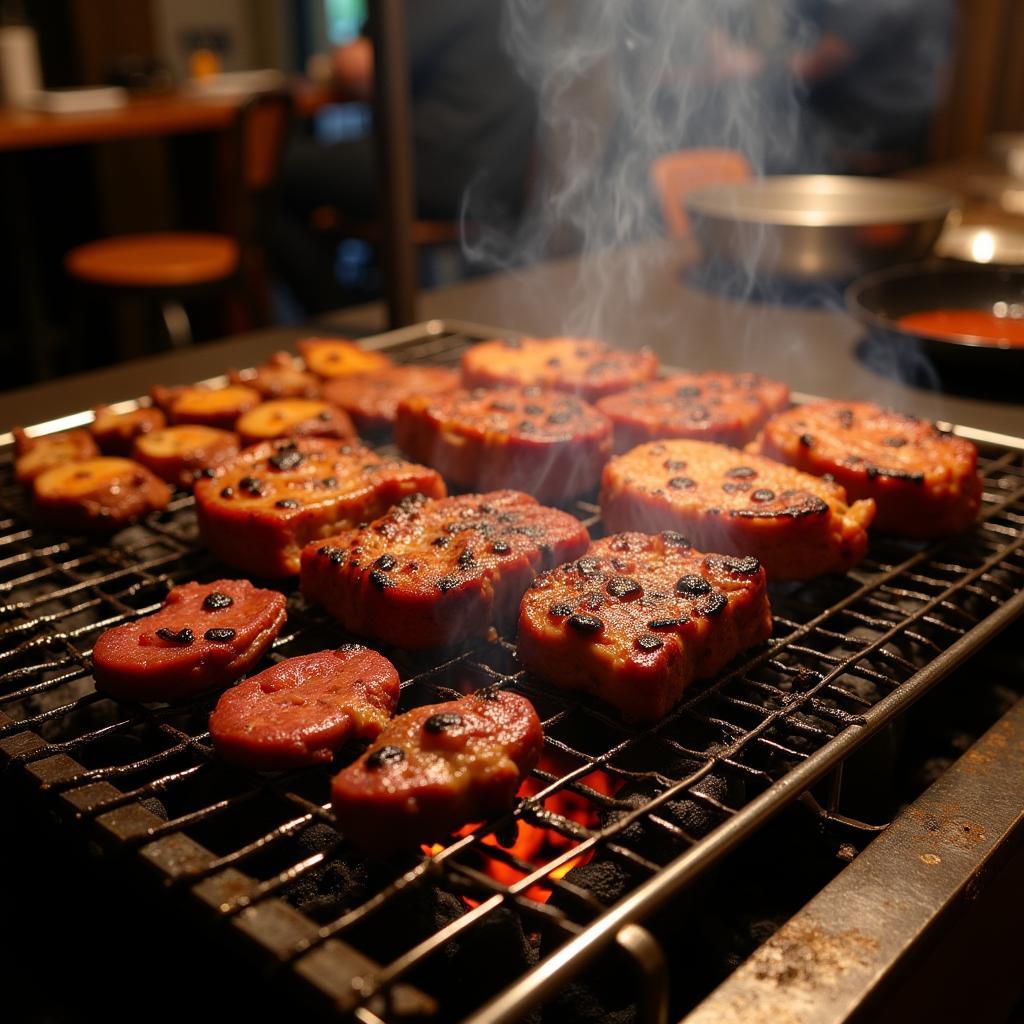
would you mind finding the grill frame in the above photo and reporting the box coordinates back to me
[2,318,1023,1023]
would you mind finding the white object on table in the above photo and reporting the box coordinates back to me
[0,23,42,108]
[29,86,129,114]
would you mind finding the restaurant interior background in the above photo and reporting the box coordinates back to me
[1,0,1024,392]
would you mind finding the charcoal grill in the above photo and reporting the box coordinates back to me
[2,320,1023,1023]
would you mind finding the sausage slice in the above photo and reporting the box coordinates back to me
[151,383,261,430]
[518,532,772,722]
[461,336,658,401]
[229,351,321,399]
[395,386,612,504]
[596,371,789,453]
[90,405,166,456]
[14,428,100,485]
[298,337,392,379]
[600,439,875,580]
[332,690,543,854]
[210,645,400,769]
[749,401,981,538]
[234,398,355,447]
[33,457,171,531]
[92,579,286,701]
[300,489,591,648]
[133,424,240,489]
[195,437,446,577]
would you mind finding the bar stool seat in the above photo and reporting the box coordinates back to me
[65,232,239,289]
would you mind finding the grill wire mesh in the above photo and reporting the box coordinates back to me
[2,324,1024,1022]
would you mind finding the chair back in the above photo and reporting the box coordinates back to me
[650,148,753,239]
[229,90,294,247]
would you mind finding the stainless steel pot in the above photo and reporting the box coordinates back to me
[685,175,958,283]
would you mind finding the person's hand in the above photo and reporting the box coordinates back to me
[708,27,764,82]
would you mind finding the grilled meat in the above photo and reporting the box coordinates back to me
[234,398,355,447]
[323,364,460,434]
[332,690,543,854]
[90,405,166,456]
[596,371,789,453]
[210,645,400,769]
[461,336,659,402]
[14,428,99,485]
[600,439,875,579]
[151,383,261,430]
[229,350,321,400]
[518,532,772,722]
[395,386,613,504]
[300,490,591,649]
[298,337,392,379]
[133,424,240,489]
[195,438,445,578]
[749,401,982,538]
[92,579,286,701]
[32,457,170,531]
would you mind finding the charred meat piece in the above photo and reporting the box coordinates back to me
[600,439,875,580]
[298,337,392,379]
[749,400,982,538]
[229,350,321,400]
[596,371,789,453]
[133,424,240,489]
[210,646,400,769]
[518,532,772,722]
[323,364,460,434]
[301,490,590,649]
[395,386,613,504]
[151,383,261,430]
[14,428,100,485]
[461,336,658,402]
[332,690,543,854]
[234,398,355,447]
[90,405,166,456]
[195,437,445,578]
[32,457,171,531]
[92,579,286,701]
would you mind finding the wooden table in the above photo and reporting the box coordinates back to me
[0,83,328,151]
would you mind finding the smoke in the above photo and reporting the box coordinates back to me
[462,0,812,336]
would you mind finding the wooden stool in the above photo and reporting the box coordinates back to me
[65,91,293,350]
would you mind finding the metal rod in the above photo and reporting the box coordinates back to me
[367,0,417,328]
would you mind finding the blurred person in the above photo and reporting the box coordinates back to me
[271,0,536,314]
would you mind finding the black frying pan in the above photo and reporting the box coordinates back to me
[846,264,1024,379]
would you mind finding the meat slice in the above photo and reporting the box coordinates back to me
[298,337,392,379]
[395,386,612,504]
[195,438,446,577]
[749,401,982,538]
[600,440,875,580]
[33,457,171,531]
[300,490,591,648]
[132,424,240,489]
[229,351,321,399]
[90,405,166,456]
[331,690,543,854]
[322,364,460,434]
[234,398,355,447]
[596,371,789,453]
[461,336,659,401]
[518,532,772,722]
[92,579,286,701]
[210,646,400,769]
[14,428,100,485]
[151,383,261,430]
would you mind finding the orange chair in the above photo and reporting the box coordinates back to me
[65,91,294,349]
[649,148,753,239]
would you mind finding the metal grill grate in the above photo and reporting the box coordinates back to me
[2,321,1024,1023]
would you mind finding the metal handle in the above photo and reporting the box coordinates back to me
[616,924,669,1024]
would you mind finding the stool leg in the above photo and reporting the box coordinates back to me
[159,299,193,349]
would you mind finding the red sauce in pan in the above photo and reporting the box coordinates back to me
[898,308,1024,347]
